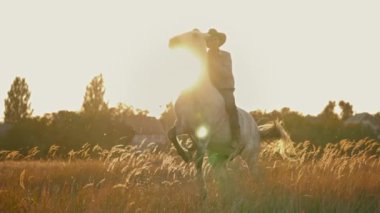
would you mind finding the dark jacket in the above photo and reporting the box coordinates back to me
[208,49,235,89]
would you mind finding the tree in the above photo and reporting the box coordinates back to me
[338,100,353,120]
[81,74,108,114]
[318,101,339,121]
[4,77,33,123]
[375,112,380,121]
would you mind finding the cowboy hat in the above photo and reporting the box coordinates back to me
[206,28,226,47]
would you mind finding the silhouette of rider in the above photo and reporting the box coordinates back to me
[206,28,241,146]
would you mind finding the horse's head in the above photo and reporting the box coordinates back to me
[169,29,208,57]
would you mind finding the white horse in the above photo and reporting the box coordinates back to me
[168,29,263,196]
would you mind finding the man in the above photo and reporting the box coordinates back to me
[206,28,241,146]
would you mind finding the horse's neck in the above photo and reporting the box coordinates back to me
[186,48,228,136]
[193,59,229,138]
[190,47,220,101]
[196,51,213,91]
[194,69,212,98]
[193,58,224,111]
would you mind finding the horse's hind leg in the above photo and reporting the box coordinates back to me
[195,148,207,200]
[241,145,262,179]
[213,156,229,190]
[211,155,239,205]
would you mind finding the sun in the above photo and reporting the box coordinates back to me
[132,48,205,118]
[169,49,204,91]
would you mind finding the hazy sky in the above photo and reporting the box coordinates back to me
[1,0,379,119]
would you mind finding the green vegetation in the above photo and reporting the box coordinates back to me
[251,103,379,146]
[1,75,137,154]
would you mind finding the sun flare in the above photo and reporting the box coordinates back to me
[170,49,205,90]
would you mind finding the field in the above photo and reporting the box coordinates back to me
[0,139,379,212]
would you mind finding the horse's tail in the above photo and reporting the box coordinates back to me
[258,120,297,161]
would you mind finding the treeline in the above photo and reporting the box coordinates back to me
[251,101,380,146]
[0,75,149,156]
[1,75,380,154]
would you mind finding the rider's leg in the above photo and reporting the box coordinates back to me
[219,89,241,143]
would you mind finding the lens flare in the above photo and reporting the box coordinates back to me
[196,126,208,139]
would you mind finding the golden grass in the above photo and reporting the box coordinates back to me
[0,139,379,212]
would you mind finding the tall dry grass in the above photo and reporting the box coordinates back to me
[0,139,379,212]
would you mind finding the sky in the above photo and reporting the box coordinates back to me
[1,0,379,119]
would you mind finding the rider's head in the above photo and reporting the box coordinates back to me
[206,28,226,50]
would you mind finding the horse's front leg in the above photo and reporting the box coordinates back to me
[168,127,192,162]
[190,135,210,199]
[195,148,206,199]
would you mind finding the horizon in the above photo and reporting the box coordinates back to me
[1,1,379,119]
